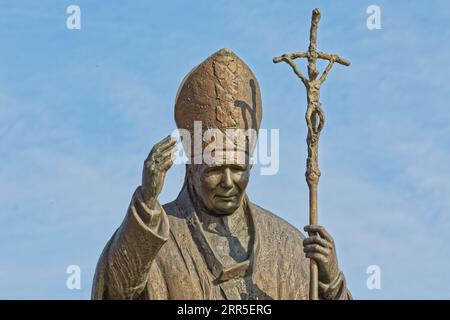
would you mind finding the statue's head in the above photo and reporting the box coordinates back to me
[174,48,262,216]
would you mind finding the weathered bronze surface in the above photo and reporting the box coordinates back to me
[92,45,351,300]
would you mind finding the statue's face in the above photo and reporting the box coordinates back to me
[190,162,251,216]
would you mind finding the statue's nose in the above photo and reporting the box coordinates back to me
[220,168,233,189]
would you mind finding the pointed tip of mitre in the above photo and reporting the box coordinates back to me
[212,47,235,55]
[209,47,242,61]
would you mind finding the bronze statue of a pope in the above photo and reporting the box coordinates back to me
[92,48,352,300]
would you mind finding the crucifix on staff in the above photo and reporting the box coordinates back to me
[273,8,351,300]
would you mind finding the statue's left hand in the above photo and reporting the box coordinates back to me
[303,225,340,285]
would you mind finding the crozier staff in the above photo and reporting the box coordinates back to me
[273,8,351,300]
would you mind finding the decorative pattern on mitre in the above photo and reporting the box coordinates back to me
[174,48,262,135]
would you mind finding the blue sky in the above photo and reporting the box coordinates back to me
[1,0,449,299]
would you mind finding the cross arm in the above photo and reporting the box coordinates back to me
[316,51,351,66]
[272,51,308,63]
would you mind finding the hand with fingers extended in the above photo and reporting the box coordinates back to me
[141,135,177,210]
[303,225,340,285]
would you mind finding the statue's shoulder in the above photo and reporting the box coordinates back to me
[160,196,193,221]
[161,199,183,218]
[249,202,306,241]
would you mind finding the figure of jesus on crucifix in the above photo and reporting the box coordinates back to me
[273,8,351,299]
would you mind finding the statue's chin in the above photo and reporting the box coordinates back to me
[195,192,242,216]
[208,201,239,216]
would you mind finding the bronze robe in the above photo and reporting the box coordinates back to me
[92,184,351,300]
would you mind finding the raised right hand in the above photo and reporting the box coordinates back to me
[141,135,177,209]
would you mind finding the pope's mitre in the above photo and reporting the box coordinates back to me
[174,48,262,160]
